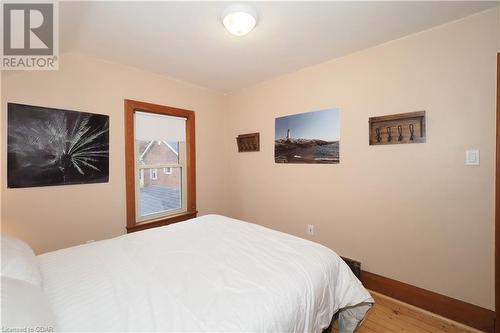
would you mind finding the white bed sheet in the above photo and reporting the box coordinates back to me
[38,215,373,332]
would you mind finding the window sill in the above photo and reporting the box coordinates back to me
[126,210,198,233]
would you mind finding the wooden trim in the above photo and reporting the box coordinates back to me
[186,109,196,213]
[124,99,196,232]
[496,52,500,333]
[361,270,495,332]
[126,210,198,233]
[368,111,426,123]
[124,100,136,230]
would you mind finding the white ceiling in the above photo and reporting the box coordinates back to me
[60,1,498,92]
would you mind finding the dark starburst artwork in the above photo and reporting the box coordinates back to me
[7,103,109,188]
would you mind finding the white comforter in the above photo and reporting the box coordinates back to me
[38,215,373,332]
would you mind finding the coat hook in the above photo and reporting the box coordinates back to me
[397,125,403,141]
[409,123,415,141]
[386,127,392,142]
[375,128,381,143]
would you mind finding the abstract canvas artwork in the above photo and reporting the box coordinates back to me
[275,108,340,164]
[7,103,109,188]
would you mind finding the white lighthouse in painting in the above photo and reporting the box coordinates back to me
[286,128,291,141]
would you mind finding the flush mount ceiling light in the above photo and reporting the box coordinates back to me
[221,4,257,36]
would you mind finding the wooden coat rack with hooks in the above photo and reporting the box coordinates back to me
[369,111,426,146]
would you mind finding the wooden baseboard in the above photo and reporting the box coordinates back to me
[361,270,495,333]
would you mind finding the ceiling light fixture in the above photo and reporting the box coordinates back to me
[222,4,257,37]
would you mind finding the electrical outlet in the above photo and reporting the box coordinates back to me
[307,224,314,235]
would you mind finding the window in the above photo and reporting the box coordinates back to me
[125,100,196,233]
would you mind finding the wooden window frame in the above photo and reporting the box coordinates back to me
[125,99,197,233]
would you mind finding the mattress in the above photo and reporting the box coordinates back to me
[38,214,373,332]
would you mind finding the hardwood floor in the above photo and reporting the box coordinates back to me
[333,292,481,333]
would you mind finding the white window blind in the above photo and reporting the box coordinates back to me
[135,111,186,142]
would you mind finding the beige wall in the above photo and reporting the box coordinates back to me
[1,53,228,254]
[224,9,498,310]
[1,7,498,312]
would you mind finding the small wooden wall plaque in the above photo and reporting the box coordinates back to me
[369,111,426,145]
[236,133,260,152]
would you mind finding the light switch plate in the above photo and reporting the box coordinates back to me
[465,149,480,166]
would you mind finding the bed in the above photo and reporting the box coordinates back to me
[2,214,374,333]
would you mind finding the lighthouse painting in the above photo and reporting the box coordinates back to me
[275,108,340,164]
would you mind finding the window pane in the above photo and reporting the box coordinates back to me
[139,167,182,218]
[137,140,180,165]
